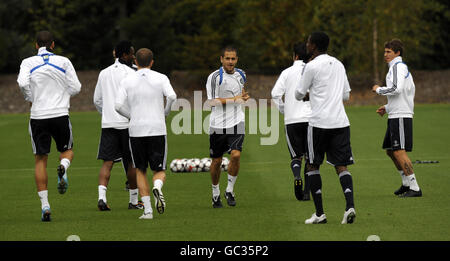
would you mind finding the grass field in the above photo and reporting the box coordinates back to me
[0,104,449,241]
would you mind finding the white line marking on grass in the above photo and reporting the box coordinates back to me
[0,166,99,172]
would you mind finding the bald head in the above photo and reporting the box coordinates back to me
[136,48,154,68]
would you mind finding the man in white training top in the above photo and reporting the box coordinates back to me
[295,32,356,225]
[17,31,81,222]
[272,42,312,201]
[372,38,422,197]
[94,40,143,211]
[115,48,177,219]
[206,46,250,208]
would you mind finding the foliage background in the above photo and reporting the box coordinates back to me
[0,0,448,79]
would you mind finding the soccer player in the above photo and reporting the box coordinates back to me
[115,48,177,219]
[93,41,143,211]
[295,32,356,224]
[372,39,422,197]
[271,42,312,201]
[206,46,250,208]
[17,31,81,221]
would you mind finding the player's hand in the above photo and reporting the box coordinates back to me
[302,92,310,101]
[376,105,386,116]
[241,90,250,101]
[372,85,379,93]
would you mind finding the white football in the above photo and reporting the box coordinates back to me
[221,157,229,171]
[186,159,194,172]
[175,159,185,172]
[203,160,211,172]
[170,159,178,172]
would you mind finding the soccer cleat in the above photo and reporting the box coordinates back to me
[400,189,422,197]
[128,203,143,209]
[341,208,356,224]
[98,199,111,211]
[41,207,51,222]
[152,187,166,214]
[128,201,144,210]
[305,213,327,224]
[212,195,223,208]
[139,212,153,219]
[224,191,236,206]
[394,185,410,196]
[57,165,68,194]
[294,178,304,201]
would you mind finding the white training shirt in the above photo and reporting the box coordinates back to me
[295,54,351,129]
[17,47,81,119]
[93,59,135,129]
[376,56,415,119]
[271,60,311,125]
[115,68,176,137]
[206,67,246,129]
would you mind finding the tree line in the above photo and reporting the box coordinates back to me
[0,0,448,82]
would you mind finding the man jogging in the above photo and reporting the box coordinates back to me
[17,31,81,221]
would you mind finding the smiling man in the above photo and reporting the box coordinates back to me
[206,46,250,208]
[372,39,422,198]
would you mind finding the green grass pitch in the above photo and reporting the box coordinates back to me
[0,104,449,241]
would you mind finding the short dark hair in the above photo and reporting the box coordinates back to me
[309,31,329,52]
[221,46,237,57]
[36,31,54,49]
[293,42,309,61]
[115,40,133,59]
[136,48,153,67]
[384,39,403,56]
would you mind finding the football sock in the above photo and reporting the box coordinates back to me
[60,158,71,172]
[307,170,324,216]
[303,162,310,194]
[338,171,355,211]
[154,179,164,191]
[290,159,302,179]
[129,188,139,205]
[226,174,237,193]
[212,184,220,198]
[98,185,107,203]
[399,170,409,186]
[407,174,420,191]
[141,196,152,214]
[38,190,50,209]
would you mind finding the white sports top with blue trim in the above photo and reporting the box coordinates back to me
[206,67,246,129]
[17,47,81,119]
[93,59,135,129]
[376,56,415,119]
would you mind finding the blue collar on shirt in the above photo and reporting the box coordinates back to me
[218,66,246,85]
[30,47,66,74]
[389,56,409,79]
